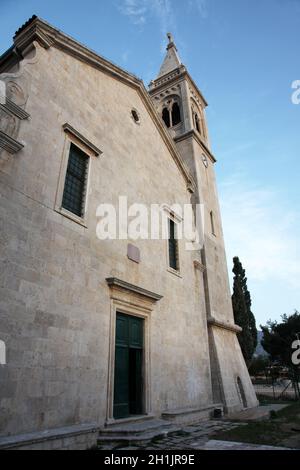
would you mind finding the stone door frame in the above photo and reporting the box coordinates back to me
[105,278,163,425]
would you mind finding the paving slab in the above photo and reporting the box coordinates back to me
[199,440,290,450]
[228,405,289,421]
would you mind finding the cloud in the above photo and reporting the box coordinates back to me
[118,0,175,33]
[189,0,208,18]
[121,50,130,63]
[118,0,148,25]
[220,173,300,291]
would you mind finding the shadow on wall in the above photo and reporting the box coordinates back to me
[0,340,6,365]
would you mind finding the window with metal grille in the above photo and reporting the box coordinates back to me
[168,218,179,271]
[62,143,89,217]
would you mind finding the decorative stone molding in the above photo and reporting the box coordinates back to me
[106,278,163,304]
[0,55,33,159]
[0,130,24,154]
[162,203,184,223]
[14,16,54,53]
[0,96,30,120]
[150,68,207,109]
[0,16,196,194]
[207,316,242,334]
[186,183,194,194]
[175,130,217,164]
[62,123,102,157]
[193,260,206,272]
[149,67,185,90]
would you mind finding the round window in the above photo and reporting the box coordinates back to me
[131,109,140,124]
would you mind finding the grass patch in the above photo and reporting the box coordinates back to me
[257,394,295,405]
[214,402,300,448]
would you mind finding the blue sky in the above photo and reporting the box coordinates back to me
[1,0,299,327]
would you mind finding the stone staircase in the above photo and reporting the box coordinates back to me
[98,405,224,448]
[98,418,181,447]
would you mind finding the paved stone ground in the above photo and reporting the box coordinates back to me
[200,440,289,450]
[228,404,288,421]
[101,420,249,450]
[99,406,295,451]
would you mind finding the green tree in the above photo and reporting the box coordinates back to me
[261,311,300,397]
[232,257,257,366]
[248,355,270,377]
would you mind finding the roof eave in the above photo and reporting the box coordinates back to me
[1,16,196,193]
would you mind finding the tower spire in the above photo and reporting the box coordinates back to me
[157,33,182,78]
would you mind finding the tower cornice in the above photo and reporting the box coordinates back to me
[175,130,217,163]
[149,68,208,109]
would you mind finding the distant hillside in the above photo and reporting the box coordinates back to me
[254,331,269,357]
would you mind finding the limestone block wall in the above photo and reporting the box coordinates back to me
[0,41,213,439]
[175,136,234,326]
[209,328,259,413]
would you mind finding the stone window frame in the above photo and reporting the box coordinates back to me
[55,124,102,227]
[163,205,183,278]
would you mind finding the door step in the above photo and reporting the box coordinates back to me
[105,414,155,428]
[98,419,181,446]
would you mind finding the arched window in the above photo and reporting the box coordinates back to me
[237,377,247,408]
[171,102,181,126]
[195,113,201,133]
[210,211,216,236]
[131,109,140,124]
[162,107,171,128]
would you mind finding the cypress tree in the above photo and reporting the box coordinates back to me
[232,257,257,366]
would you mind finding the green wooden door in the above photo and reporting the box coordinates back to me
[114,313,144,419]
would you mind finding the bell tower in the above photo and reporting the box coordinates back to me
[149,35,258,413]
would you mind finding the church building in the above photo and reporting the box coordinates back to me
[0,16,258,449]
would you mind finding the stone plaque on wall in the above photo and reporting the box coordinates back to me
[127,244,140,264]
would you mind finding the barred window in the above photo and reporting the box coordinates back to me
[62,144,89,217]
[168,218,179,271]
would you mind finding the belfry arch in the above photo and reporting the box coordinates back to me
[161,95,182,128]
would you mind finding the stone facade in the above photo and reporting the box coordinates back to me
[0,17,258,450]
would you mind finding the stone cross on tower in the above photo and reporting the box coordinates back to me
[167,33,175,48]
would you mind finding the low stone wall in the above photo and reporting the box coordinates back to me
[0,423,99,450]
[161,404,224,426]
